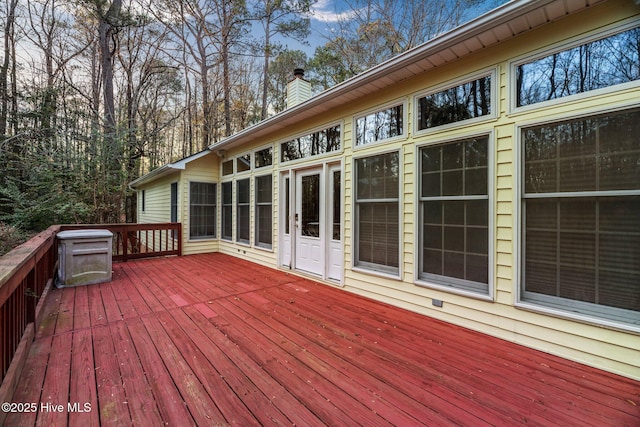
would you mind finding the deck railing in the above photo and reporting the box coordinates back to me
[61,223,182,262]
[0,222,181,405]
[0,225,59,394]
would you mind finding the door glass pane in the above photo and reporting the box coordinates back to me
[284,177,290,235]
[332,171,341,240]
[301,174,320,237]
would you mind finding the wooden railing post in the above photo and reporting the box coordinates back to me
[122,224,129,262]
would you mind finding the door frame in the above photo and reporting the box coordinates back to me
[279,161,343,283]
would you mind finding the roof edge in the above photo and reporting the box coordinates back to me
[129,149,212,189]
[209,0,572,151]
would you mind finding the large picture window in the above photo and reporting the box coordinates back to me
[521,109,640,324]
[417,75,491,131]
[420,137,489,294]
[189,182,216,239]
[516,27,640,107]
[255,175,272,248]
[236,178,250,244]
[355,152,399,274]
[221,182,232,241]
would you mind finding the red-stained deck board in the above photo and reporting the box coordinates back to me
[97,281,123,324]
[54,287,75,334]
[255,288,536,426]
[86,284,107,327]
[6,253,640,426]
[124,317,196,426]
[166,308,285,426]
[37,332,72,426]
[91,324,132,426]
[211,296,388,427]
[71,286,91,331]
[231,291,454,426]
[155,309,262,426]
[107,320,163,426]
[139,313,226,425]
[261,284,581,426]
[3,336,52,427]
[270,280,639,422]
[68,329,98,427]
[181,304,325,427]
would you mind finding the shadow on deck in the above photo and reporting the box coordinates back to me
[5,253,640,426]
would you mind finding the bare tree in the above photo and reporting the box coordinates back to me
[0,0,18,138]
[251,0,313,120]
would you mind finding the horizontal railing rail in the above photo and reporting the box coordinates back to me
[61,223,182,262]
[0,222,181,410]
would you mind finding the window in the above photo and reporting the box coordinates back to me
[516,27,640,107]
[189,182,216,239]
[255,147,273,168]
[420,137,489,294]
[356,104,403,146]
[222,160,233,176]
[237,154,251,173]
[281,125,341,162]
[236,178,250,244]
[417,75,491,130]
[355,152,399,274]
[332,170,341,241]
[170,183,178,222]
[221,182,232,241]
[141,190,145,212]
[521,109,640,325]
[284,177,290,234]
[170,182,178,239]
[255,175,272,248]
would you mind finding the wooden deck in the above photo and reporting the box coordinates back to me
[4,253,639,426]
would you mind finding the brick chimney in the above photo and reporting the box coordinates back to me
[287,68,311,109]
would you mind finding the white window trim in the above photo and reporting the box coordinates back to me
[235,177,251,245]
[187,180,217,242]
[235,151,252,175]
[413,67,498,137]
[279,121,344,166]
[413,132,495,300]
[514,109,640,332]
[351,148,403,279]
[220,180,234,242]
[352,98,408,150]
[508,19,640,115]
[254,173,274,250]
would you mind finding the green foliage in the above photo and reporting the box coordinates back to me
[0,222,31,256]
[0,165,94,231]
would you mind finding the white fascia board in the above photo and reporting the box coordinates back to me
[129,149,212,189]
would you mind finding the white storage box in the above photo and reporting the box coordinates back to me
[57,229,113,287]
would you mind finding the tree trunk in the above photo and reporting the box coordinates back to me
[0,0,18,137]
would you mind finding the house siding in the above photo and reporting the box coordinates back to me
[134,0,640,379]
[180,154,220,256]
[137,174,178,252]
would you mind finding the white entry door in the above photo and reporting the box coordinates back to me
[295,169,323,275]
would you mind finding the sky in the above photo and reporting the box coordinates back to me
[277,0,507,55]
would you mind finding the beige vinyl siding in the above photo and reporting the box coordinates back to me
[180,154,219,255]
[137,174,179,252]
